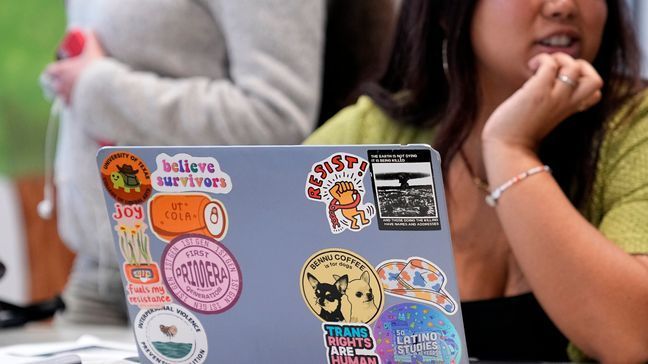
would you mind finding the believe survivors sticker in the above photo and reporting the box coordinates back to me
[151,153,231,194]
[368,149,440,230]
[161,234,242,314]
[134,303,208,364]
[322,323,381,364]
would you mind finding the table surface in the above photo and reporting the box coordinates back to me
[0,322,134,347]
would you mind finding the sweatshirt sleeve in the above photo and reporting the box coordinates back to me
[71,0,324,146]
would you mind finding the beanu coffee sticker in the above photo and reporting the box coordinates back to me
[301,248,384,324]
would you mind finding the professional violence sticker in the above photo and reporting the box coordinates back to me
[322,323,380,364]
[161,234,242,314]
[373,303,462,364]
[134,303,208,364]
[101,151,153,205]
[368,149,440,230]
[149,193,228,242]
[305,153,375,234]
[112,203,172,309]
[151,153,232,194]
[301,248,384,324]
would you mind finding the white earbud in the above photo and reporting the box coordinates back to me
[37,198,53,220]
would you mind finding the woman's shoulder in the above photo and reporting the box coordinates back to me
[602,88,648,154]
[304,96,435,145]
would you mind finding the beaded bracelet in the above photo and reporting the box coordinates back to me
[485,165,551,207]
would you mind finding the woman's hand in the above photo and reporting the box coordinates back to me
[482,53,603,152]
[45,30,106,105]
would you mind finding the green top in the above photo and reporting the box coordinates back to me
[306,94,648,254]
[306,93,648,362]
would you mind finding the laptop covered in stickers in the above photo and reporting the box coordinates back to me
[96,145,469,364]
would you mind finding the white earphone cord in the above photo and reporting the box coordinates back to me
[38,98,62,220]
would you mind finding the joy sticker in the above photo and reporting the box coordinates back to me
[161,234,242,314]
[134,304,208,364]
[149,194,228,242]
[101,152,152,205]
[112,203,172,309]
[373,303,462,363]
[301,248,384,324]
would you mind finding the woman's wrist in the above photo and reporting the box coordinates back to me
[481,138,543,187]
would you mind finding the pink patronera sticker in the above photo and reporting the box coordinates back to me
[161,234,242,314]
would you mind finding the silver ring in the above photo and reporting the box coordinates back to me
[556,74,577,88]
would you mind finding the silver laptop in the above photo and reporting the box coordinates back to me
[97,145,468,364]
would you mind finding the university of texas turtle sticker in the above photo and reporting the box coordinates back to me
[134,303,208,364]
[101,151,153,205]
[161,234,242,314]
[301,248,384,324]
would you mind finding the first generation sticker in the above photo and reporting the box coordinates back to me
[162,234,242,314]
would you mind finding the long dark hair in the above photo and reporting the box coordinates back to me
[367,0,643,208]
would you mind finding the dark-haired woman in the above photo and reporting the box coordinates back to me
[306,0,648,361]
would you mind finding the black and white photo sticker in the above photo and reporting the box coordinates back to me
[368,149,441,230]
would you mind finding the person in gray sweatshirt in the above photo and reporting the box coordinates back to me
[44,0,324,325]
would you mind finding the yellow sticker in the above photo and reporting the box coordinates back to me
[300,248,384,324]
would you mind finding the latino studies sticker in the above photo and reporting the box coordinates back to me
[162,234,242,314]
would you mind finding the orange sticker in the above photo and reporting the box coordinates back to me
[101,152,153,205]
[148,193,228,242]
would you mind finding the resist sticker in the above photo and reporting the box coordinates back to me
[323,323,381,364]
[373,303,462,364]
[305,153,375,234]
[162,234,242,314]
[301,248,384,324]
[149,193,228,242]
[134,304,208,364]
[151,153,232,193]
[376,257,457,315]
[101,152,152,205]
[113,203,172,309]
[368,149,440,230]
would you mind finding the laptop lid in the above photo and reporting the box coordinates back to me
[96,145,468,364]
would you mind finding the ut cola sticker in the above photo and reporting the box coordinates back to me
[134,304,208,364]
[149,193,228,242]
[305,153,375,234]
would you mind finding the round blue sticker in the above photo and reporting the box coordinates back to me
[373,303,462,364]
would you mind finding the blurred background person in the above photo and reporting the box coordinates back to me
[43,0,325,326]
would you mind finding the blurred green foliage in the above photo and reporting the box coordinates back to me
[0,1,65,177]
